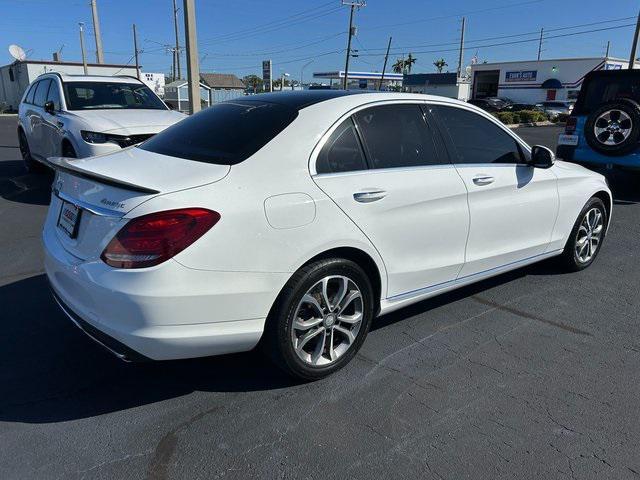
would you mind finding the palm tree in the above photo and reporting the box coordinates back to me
[405,53,417,74]
[392,58,405,74]
[433,58,448,73]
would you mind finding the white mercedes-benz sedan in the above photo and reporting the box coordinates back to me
[43,91,611,380]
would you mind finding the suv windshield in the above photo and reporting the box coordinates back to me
[63,82,167,110]
[139,100,298,165]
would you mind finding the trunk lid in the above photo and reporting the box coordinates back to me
[47,147,230,260]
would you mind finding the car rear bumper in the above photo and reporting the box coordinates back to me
[44,223,288,361]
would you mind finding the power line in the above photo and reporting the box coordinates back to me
[358,16,637,53]
[199,2,341,45]
[357,22,637,57]
[362,0,545,31]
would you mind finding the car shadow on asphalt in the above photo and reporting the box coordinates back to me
[0,262,567,424]
[0,160,53,206]
[0,274,300,424]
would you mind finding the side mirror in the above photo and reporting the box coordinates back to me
[44,101,56,115]
[529,145,555,168]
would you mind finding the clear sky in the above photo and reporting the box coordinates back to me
[0,0,637,81]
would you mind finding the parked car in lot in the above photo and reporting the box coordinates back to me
[536,100,574,119]
[557,69,640,168]
[467,97,511,112]
[44,91,611,380]
[18,73,186,172]
[503,103,544,113]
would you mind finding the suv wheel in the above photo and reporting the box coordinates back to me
[584,99,640,156]
[262,258,374,380]
[19,129,44,173]
[559,197,607,272]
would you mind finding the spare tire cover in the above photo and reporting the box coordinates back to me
[584,99,640,157]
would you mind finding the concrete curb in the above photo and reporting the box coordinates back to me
[508,121,563,129]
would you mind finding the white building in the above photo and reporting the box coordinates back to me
[470,57,637,104]
[164,80,211,113]
[0,60,140,111]
[403,73,470,100]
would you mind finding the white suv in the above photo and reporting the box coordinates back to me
[17,73,185,172]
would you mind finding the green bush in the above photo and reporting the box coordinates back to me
[493,111,515,124]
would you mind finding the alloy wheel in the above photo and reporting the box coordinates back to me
[594,109,633,146]
[291,275,363,366]
[575,207,604,264]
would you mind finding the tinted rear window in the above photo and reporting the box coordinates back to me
[139,101,298,165]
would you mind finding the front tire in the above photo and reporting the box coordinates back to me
[262,258,374,381]
[559,197,607,272]
[19,129,45,173]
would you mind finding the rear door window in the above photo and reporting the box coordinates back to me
[578,73,640,114]
[434,105,524,164]
[353,104,444,169]
[316,118,367,174]
[140,100,298,165]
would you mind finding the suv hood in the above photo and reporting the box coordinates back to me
[66,109,186,134]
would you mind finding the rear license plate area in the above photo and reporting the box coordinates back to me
[57,200,82,239]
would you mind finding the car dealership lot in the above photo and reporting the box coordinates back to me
[1,116,640,479]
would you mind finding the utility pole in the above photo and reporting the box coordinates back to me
[79,23,88,75]
[537,28,544,61]
[457,17,466,79]
[90,0,104,63]
[173,0,182,79]
[342,1,365,90]
[183,0,200,114]
[378,36,392,91]
[132,24,140,79]
[605,40,611,58]
[629,9,640,69]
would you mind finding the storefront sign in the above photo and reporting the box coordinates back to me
[262,60,272,92]
[504,70,537,82]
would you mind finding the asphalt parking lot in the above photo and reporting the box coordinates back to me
[1,117,640,480]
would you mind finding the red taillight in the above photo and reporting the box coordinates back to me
[565,116,577,134]
[101,208,220,269]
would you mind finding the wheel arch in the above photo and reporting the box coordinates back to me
[592,189,613,232]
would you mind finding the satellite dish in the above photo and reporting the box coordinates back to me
[465,65,472,75]
[8,44,26,61]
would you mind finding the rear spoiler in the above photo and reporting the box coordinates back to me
[45,157,160,195]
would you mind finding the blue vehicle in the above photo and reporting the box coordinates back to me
[557,70,640,169]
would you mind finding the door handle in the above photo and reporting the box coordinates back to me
[353,190,387,203]
[472,175,495,186]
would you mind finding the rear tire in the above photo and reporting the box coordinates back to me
[19,129,45,173]
[262,258,374,381]
[558,197,607,272]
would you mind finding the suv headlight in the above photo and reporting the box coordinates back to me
[81,131,108,144]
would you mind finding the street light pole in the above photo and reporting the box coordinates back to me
[79,23,88,75]
[173,0,182,79]
[183,0,201,114]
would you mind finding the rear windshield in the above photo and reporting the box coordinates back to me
[575,73,640,114]
[63,82,167,110]
[139,101,298,165]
